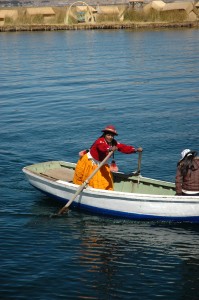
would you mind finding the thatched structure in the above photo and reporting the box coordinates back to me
[96,5,127,21]
[0,9,18,25]
[162,2,196,21]
[144,1,166,13]
[162,2,193,14]
[26,7,55,23]
[143,1,197,21]
[96,6,120,14]
[194,1,199,15]
[26,7,55,16]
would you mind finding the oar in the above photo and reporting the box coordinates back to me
[57,151,113,215]
[131,150,142,176]
[137,151,142,175]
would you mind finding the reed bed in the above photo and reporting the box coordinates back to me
[124,8,187,23]
[0,6,196,27]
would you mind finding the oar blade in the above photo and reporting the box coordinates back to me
[58,206,69,215]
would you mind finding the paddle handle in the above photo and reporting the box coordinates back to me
[58,151,113,215]
[137,151,142,174]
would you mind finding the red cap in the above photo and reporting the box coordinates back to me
[101,125,118,135]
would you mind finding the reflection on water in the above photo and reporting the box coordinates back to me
[63,213,199,299]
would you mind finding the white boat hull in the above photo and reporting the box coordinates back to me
[23,168,199,222]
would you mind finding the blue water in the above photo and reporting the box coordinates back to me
[0,28,199,299]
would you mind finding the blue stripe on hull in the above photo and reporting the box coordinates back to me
[33,185,199,223]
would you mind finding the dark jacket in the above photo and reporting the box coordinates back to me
[175,157,199,194]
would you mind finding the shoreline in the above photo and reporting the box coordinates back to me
[1,21,199,32]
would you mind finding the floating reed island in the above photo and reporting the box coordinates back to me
[0,1,199,31]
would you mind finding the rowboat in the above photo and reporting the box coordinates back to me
[22,160,199,222]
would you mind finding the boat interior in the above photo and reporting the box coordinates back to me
[25,161,176,196]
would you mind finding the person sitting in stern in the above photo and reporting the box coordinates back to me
[175,149,199,196]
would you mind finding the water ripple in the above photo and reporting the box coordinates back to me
[1,29,199,299]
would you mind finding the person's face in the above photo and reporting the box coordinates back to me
[105,132,115,143]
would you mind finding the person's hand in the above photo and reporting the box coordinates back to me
[136,147,143,152]
[109,146,118,152]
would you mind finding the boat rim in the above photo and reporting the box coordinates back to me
[22,167,199,202]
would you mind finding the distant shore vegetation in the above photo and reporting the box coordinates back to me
[0,2,199,31]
